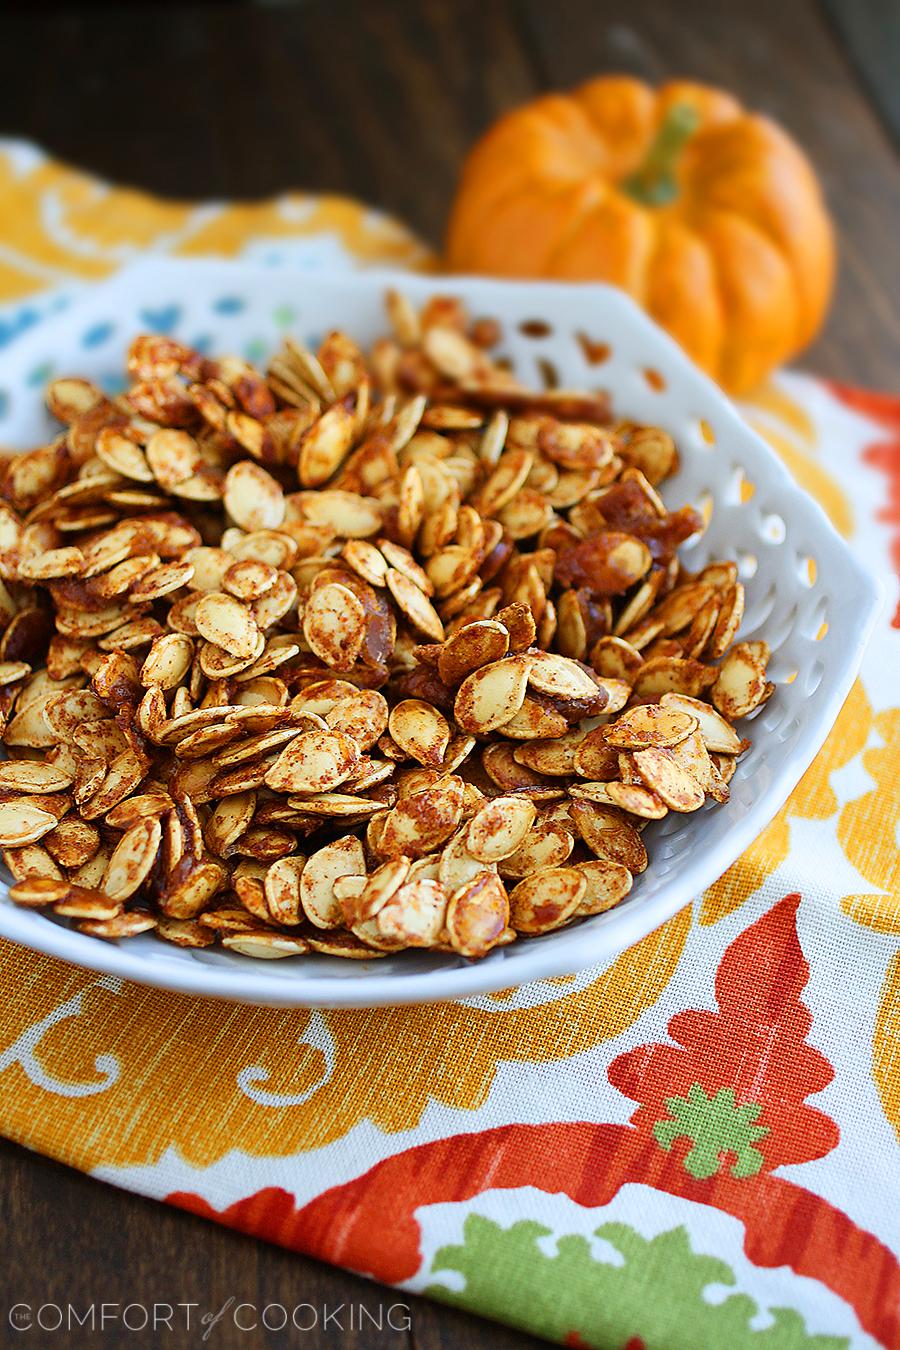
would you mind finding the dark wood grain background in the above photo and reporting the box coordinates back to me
[0,1,897,1347]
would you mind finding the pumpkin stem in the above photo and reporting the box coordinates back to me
[622,104,700,206]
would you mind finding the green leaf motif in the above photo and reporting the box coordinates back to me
[426,1215,847,1350]
[653,1084,769,1178]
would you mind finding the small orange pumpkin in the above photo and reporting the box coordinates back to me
[446,77,835,394]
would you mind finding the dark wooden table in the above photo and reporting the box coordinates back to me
[0,1,897,1346]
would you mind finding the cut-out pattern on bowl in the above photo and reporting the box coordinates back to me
[537,357,559,389]
[518,319,553,339]
[576,333,611,365]
[0,261,881,1008]
[760,512,787,544]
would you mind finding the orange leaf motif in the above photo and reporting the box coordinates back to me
[609,894,839,1171]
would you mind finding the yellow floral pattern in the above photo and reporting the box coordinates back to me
[874,954,900,1145]
[0,141,431,305]
[700,681,873,924]
[839,710,900,935]
[0,912,688,1170]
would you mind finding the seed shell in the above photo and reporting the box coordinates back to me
[508,867,586,934]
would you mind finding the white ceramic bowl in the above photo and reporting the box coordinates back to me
[0,259,880,1007]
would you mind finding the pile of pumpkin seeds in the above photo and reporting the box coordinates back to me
[0,290,773,960]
